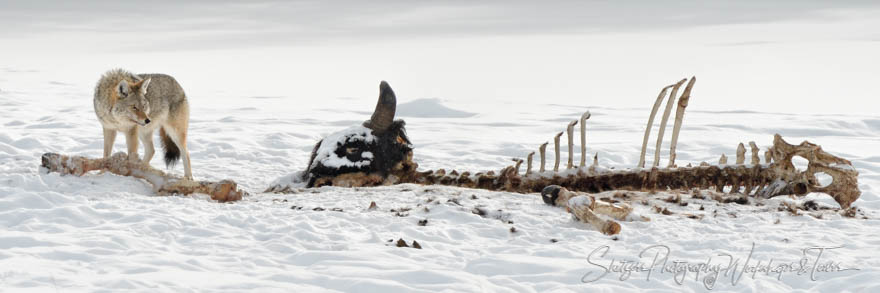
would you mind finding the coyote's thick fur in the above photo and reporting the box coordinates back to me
[93,69,193,179]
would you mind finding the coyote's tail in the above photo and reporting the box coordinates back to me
[160,128,181,168]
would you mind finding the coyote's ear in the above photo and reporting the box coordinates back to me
[140,78,151,96]
[116,80,131,98]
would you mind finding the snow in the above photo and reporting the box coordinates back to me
[2,4,880,290]
[1,67,878,292]
[568,195,594,208]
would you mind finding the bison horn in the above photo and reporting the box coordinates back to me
[364,81,397,134]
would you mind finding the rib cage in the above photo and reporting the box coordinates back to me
[390,77,860,209]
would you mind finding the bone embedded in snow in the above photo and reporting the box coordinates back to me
[569,200,621,235]
[736,143,746,164]
[543,185,620,235]
[566,120,577,169]
[41,152,245,202]
[580,111,591,167]
[668,76,696,168]
[539,142,548,173]
[591,200,634,222]
[553,132,563,172]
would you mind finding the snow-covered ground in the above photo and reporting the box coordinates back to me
[1,66,879,292]
[3,1,880,291]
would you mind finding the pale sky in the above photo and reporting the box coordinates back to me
[1,1,878,114]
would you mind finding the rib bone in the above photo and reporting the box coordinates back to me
[639,84,675,168]
[653,79,687,167]
[719,154,728,164]
[580,111,591,167]
[667,77,696,168]
[539,142,548,173]
[553,132,563,172]
[566,120,578,169]
[526,151,535,175]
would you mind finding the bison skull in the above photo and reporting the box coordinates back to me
[303,81,416,187]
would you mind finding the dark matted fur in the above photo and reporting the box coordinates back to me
[305,120,412,187]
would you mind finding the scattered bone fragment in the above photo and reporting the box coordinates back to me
[541,185,628,235]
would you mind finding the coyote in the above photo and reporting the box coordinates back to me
[93,69,193,179]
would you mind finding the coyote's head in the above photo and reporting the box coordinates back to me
[303,81,417,187]
[113,78,152,126]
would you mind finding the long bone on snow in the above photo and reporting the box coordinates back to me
[541,185,629,235]
[41,152,245,202]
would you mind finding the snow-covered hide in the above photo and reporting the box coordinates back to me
[303,120,414,187]
[310,125,377,169]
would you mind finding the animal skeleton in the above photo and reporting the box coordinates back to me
[266,78,861,234]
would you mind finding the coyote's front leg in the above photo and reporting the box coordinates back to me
[102,128,117,159]
[124,127,140,162]
[139,128,155,166]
